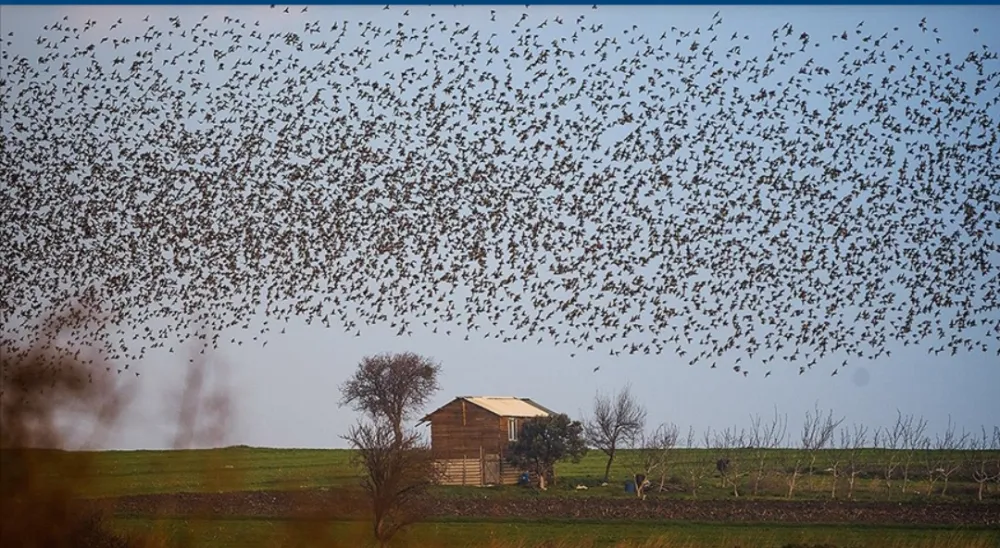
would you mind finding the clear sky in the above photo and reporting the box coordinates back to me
[2,4,998,451]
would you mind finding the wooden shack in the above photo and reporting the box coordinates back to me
[419,396,553,486]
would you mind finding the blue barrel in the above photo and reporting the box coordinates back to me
[625,480,636,493]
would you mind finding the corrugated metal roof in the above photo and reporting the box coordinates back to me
[463,396,551,418]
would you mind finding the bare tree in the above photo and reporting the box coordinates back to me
[339,352,441,446]
[687,426,711,498]
[783,442,805,499]
[584,384,647,483]
[968,426,999,501]
[712,426,748,497]
[840,423,868,500]
[994,427,1000,497]
[627,422,680,496]
[874,413,906,497]
[899,412,928,494]
[339,353,441,547]
[800,404,844,494]
[921,420,970,498]
[921,436,940,497]
[343,419,439,548]
[934,418,969,497]
[749,407,787,497]
[828,435,845,499]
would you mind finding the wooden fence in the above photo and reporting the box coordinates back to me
[434,454,528,486]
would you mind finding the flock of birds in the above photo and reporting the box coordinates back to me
[1,6,998,382]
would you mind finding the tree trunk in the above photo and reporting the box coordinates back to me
[808,454,817,491]
[847,472,856,500]
[603,451,614,483]
[786,468,799,499]
[753,459,765,496]
[901,458,911,494]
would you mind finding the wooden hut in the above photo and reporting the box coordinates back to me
[419,396,553,486]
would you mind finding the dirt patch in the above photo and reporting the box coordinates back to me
[106,490,999,527]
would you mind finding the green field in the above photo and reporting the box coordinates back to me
[4,446,998,548]
[7,445,997,501]
[108,517,1000,548]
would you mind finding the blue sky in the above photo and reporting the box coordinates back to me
[2,4,998,450]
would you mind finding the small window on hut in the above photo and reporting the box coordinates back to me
[508,418,518,442]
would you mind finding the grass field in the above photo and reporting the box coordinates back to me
[4,446,998,548]
[108,517,1000,548]
[7,445,997,501]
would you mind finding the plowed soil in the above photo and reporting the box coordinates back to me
[106,489,999,527]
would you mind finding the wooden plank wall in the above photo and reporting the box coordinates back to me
[433,456,536,487]
[429,399,505,461]
[499,466,523,485]
[435,458,483,486]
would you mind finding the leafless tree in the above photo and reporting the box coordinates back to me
[927,416,968,497]
[687,426,710,498]
[339,352,441,547]
[968,426,999,501]
[828,434,845,499]
[840,423,868,500]
[748,407,787,497]
[994,427,1000,496]
[799,404,844,493]
[339,352,441,446]
[783,443,805,499]
[343,419,439,548]
[921,436,940,497]
[874,413,906,496]
[627,422,680,496]
[899,412,928,494]
[712,426,748,497]
[920,426,966,499]
[584,384,647,483]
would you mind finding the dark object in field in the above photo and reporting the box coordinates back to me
[717,458,731,474]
